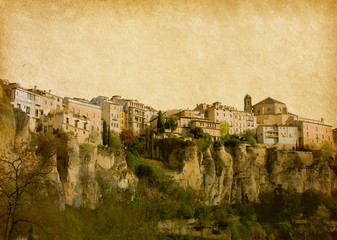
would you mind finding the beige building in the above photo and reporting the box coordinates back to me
[252,97,298,125]
[256,125,297,150]
[288,117,333,150]
[42,97,102,144]
[4,83,63,132]
[333,128,337,145]
[91,96,124,134]
[194,100,257,135]
[150,109,220,140]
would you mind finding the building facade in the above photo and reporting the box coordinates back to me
[194,101,257,135]
[91,96,124,134]
[256,125,297,150]
[4,83,63,132]
[42,97,102,144]
[289,117,333,150]
[150,109,220,140]
[253,97,298,125]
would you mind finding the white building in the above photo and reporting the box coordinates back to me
[256,125,297,150]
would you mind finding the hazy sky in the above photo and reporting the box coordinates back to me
[1,0,336,127]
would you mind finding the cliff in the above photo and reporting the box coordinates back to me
[154,138,337,205]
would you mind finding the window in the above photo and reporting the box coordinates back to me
[278,108,281,112]
[17,103,21,109]
[223,113,225,117]
[235,115,238,119]
[26,107,30,114]
[242,116,244,120]
[307,132,309,137]
[316,133,318,138]
[267,108,271,112]
[306,125,308,130]
[66,118,69,124]
[235,123,238,127]
[326,129,328,133]
[239,116,241,120]
[322,135,324,139]
[49,101,52,106]
[35,110,38,117]
[56,105,60,110]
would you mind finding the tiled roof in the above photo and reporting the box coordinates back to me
[253,97,285,106]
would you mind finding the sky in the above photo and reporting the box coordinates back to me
[0,0,336,127]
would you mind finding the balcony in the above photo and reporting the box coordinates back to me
[266,131,279,138]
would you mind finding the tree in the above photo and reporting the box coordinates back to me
[102,120,108,146]
[321,141,335,160]
[220,121,229,137]
[0,133,57,240]
[108,129,122,149]
[164,118,178,133]
[242,129,257,146]
[156,111,165,135]
[190,127,204,139]
[120,130,136,150]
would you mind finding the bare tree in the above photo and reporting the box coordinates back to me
[0,134,57,240]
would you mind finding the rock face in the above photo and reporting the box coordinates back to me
[58,140,137,208]
[154,138,337,205]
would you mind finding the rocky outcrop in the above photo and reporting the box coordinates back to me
[154,138,337,205]
[58,140,137,208]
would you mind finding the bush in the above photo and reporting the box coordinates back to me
[213,140,223,150]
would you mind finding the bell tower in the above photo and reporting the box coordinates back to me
[244,94,252,112]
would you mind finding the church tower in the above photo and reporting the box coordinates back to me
[244,94,252,112]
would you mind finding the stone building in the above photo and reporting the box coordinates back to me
[252,97,298,125]
[288,117,333,150]
[4,83,63,132]
[91,96,124,134]
[256,125,297,150]
[150,109,220,140]
[333,128,337,145]
[42,97,102,144]
[194,100,257,135]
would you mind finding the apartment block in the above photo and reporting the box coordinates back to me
[256,125,297,150]
[42,97,102,144]
[91,96,124,134]
[194,101,257,135]
[333,128,337,145]
[4,83,63,132]
[150,109,220,140]
[289,117,333,150]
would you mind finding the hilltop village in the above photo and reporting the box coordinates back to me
[1,78,336,151]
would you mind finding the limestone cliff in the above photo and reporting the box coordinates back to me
[154,138,337,205]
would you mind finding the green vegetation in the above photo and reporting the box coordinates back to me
[189,127,213,151]
[157,110,165,135]
[220,121,229,137]
[164,117,178,133]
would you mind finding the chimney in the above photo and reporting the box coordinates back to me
[48,90,51,94]
[321,118,324,123]
[34,85,37,89]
